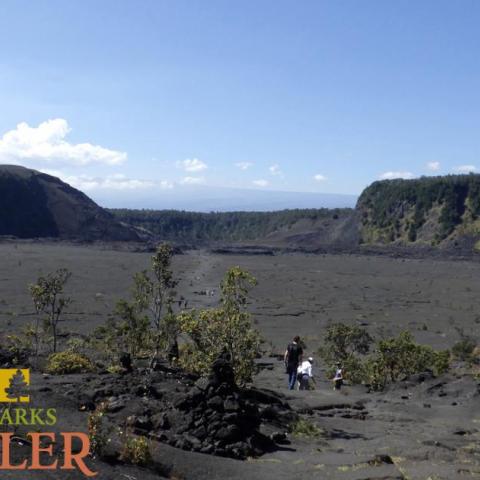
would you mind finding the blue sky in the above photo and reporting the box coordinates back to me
[1,1,480,207]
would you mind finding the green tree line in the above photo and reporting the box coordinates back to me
[358,174,480,242]
[108,208,350,242]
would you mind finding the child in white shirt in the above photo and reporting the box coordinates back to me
[297,357,315,390]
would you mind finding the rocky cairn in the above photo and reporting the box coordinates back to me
[77,355,294,460]
[163,355,273,458]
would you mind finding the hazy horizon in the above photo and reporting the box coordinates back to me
[95,184,358,212]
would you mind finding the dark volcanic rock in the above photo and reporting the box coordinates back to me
[161,357,269,458]
[119,352,133,372]
[0,346,29,367]
[81,357,288,460]
[0,165,139,241]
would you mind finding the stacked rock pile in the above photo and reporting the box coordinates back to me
[161,355,274,458]
[76,354,294,460]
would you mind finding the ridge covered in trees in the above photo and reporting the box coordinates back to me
[109,208,351,243]
[357,174,480,246]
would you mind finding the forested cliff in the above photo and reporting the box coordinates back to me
[357,175,480,249]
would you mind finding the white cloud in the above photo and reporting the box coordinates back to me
[454,164,477,173]
[426,161,440,171]
[67,174,156,191]
[313,174,327,181]
[41,170,161,191]
[252,179,269,187]
[379,171,415,180]
[177,158,207,172]
[235,162,253,170]
[159,180,174,189]
[0,119,126,166]
[180,176,205,185]
[269,164,282,176]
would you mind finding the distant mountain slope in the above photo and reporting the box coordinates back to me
[357,175,480,249]
[0,165,139,241]
[109,208,360,248]
[258,210,360,249]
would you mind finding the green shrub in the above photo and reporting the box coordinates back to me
[452,338,476,362]
[320,323,373,361]
[318,325,450,390]
[88,402,109,456]
[120,434,151,466]
[341,355,368,384]
[4,331,32,365]
[179,267,261,384]
[364,332,450,390]
[92,301,151,361]
[289,418,323,438]
[318,323,373,382]
[106,365,124,374]
[433,349,451,374]
[66,337,89,354]
[46,351,94,374]
[177,342,210,377]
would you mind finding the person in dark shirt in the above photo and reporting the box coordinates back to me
[333,362,344,390]
[284,335,303,390]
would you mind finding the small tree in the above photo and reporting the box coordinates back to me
[179,266,260,384]
[29,268,72,353]
[318,325,450,389]
[93,300,151,360]
[365,331,450,390]
[452,337,476,362]
[318,323,373,382]
[5,369,29,402]
[132,243,178,366]
[29,280,49,357]
[321,323,373,361]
